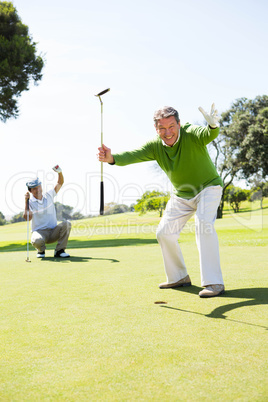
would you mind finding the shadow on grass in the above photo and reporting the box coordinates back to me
[41,256,119,263]
[0,238,158,253]
[223,204,268,214]
[161,286,268,330]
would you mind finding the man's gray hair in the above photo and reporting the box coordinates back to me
[153,106,180,126]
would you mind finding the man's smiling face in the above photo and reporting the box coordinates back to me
[155,116,180,146]
[30,185,43,200]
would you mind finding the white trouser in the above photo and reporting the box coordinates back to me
[156,186,224,287]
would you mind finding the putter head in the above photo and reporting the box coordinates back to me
[25,258,31,262]
[95,88,110,97]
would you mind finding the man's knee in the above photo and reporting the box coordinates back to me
[156,226,166,241]
[60,220,72,231]
[65,220,72,231]
[195,216,215,235]
[157,222,176,241]
[31,234,45,249]
[157,219,185,245]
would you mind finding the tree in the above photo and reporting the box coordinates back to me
[224,185,250,213]
[210,95,268,218]
[109,204,129,215]
[135,190,170,217]
[10,211,24,223]
[0,1,44,121]
[104,202,130,215]
[0,211,6,225]
[71,211,85,220]
[249,178,268,209]
[54,202,73,221]
[55,203,86,220]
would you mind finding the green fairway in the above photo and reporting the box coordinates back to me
[0,203,268,401]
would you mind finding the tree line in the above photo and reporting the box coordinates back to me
[0,202,86,225]
[0,202,134,225]
[134,184,268,217]
[1,182,267,226]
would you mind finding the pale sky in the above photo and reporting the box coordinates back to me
[1,0,268,217]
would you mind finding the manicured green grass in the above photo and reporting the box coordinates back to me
[0,201,268,400]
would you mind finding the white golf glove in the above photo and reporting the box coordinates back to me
[198,103,220,128]
[52,165,62,173]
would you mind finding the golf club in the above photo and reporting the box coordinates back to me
[95,88,110,215]
[25,198,31,262]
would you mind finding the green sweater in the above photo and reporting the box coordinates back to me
[113,123,223,199]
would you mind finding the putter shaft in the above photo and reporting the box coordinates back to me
[95,88,110,215]
[26,201,31,262]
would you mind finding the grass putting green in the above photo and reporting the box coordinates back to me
[0,202,267,400]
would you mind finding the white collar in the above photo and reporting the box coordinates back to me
[31,194,45,203]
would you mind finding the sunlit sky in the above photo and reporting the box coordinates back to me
[1,0,267,217]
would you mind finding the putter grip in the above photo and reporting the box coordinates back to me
[100,181,104,215]
[26,199,30,210]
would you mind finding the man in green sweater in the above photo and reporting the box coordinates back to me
[98,104,225,298]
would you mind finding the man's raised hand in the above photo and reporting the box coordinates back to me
[52,165,62,173]
[198,103,220,128]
